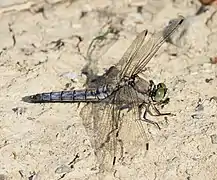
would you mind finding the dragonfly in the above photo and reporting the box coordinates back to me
[22,17,184,174]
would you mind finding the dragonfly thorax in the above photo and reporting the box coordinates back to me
[118,75,137,87]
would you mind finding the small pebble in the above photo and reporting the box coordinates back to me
[198,0,217,5]
[210,96,217,103]
[195,104,204,112]
[210,57,217,64]
[0,174,7,180]
[191,113,203,119]
[210,134,217,144]
[55,165,72,174]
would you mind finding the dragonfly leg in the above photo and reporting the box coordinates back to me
[139,103,161,129]
[150,103,172,116]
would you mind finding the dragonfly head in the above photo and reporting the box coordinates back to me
[149,81,169,104]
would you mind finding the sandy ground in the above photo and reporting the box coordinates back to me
[0,0,217,180]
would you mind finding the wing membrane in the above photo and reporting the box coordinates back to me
[80,95,121,173]
[117,85,149,161]
[116,16,184,78]
[115,30,148,79]
[80,82,149,174]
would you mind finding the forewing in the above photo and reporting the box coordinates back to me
[115,30,148,79]
[116,16,184,78]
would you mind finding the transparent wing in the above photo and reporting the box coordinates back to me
[80,83,149,174]
[116,85,149,164]
[115,30,148,79]
[116,16,184,78]
[80,94,122,173]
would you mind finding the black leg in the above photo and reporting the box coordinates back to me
[139,101,174,129]
[150,103,171,116]
[139,103,161,130]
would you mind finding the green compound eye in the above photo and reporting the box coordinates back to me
[153,83,167,103]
